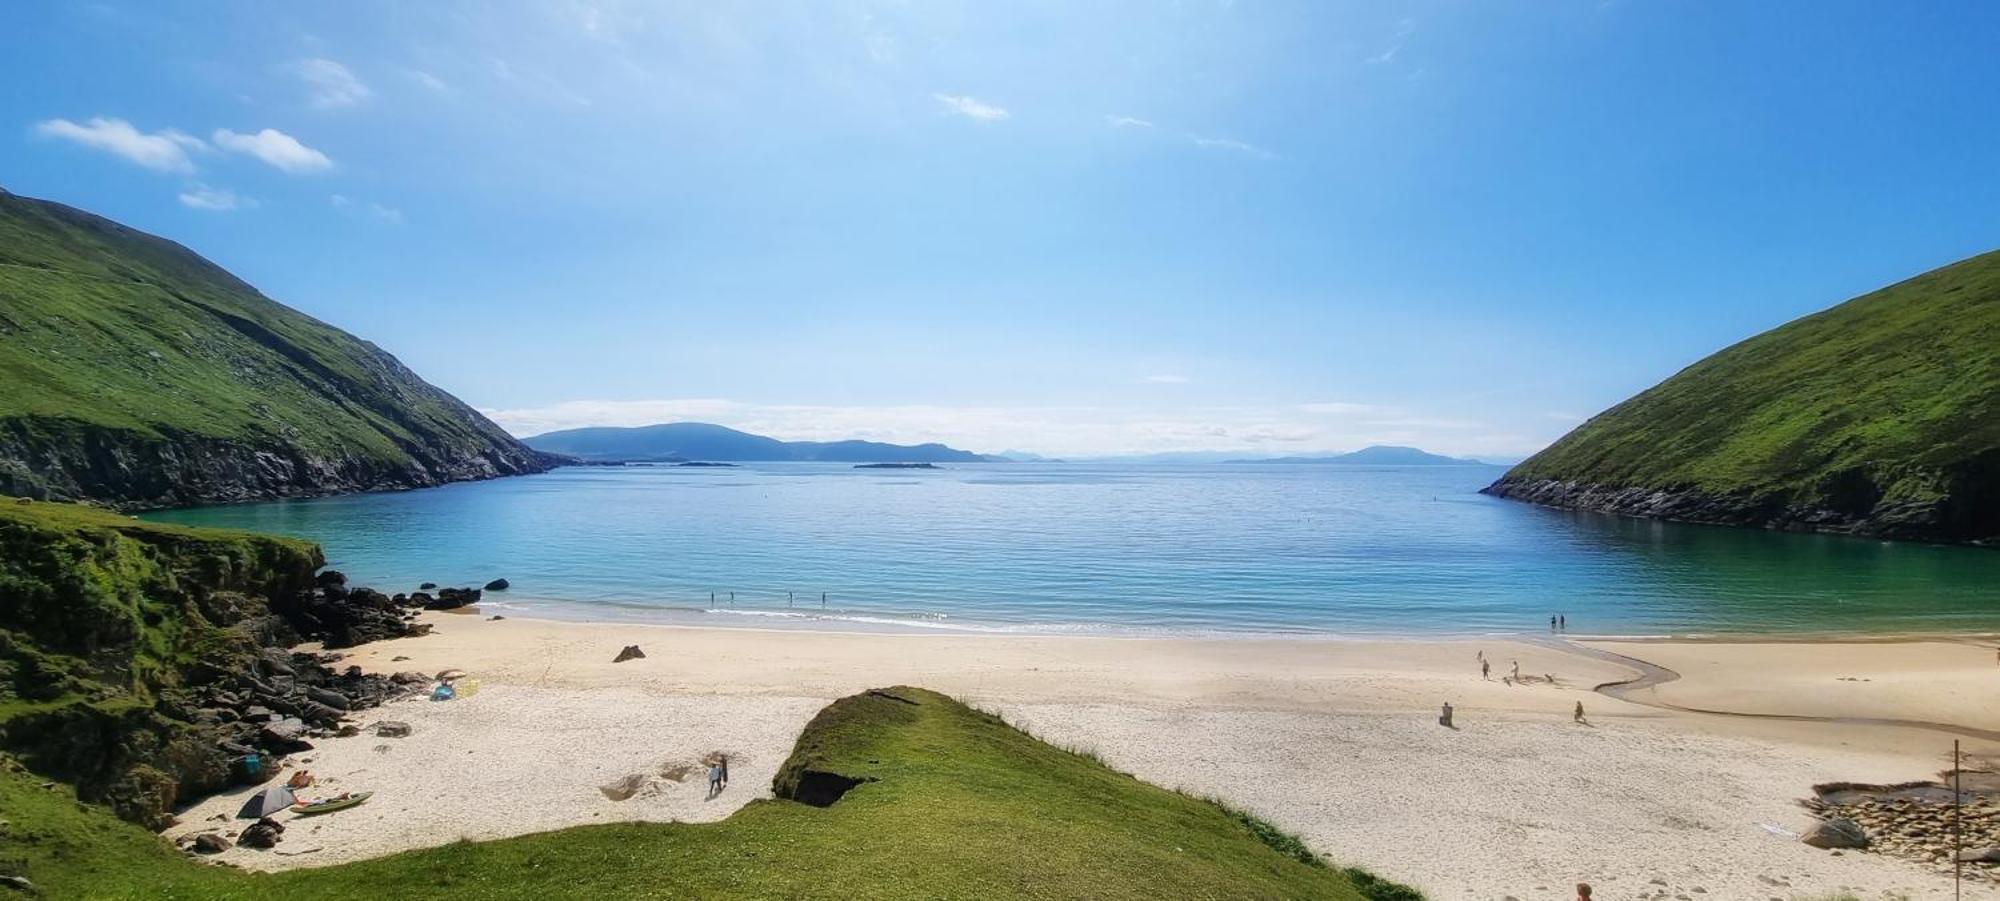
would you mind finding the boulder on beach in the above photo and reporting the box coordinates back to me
[484,578,511,591]
[376,721,413,738]
[1800,818,1869,849]
[1959,846,2000,863]
[613,645,646,663]
[424,587,482,610]
[239,817,285,849]
[191,833,231,854]
[419,582,438,590]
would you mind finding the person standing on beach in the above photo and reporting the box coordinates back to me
[1549,614,1557,632]
[1511,660,1520,681]
[719,753,729,789]
[1559,614,1567,632]
[707,763,724,798]
[1573,701,1585,723]
[1480,659,1490,680]
[1439,701,1453,728]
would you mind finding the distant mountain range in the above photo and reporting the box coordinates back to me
[1222,445,1485,466]
[523,422,1000,463]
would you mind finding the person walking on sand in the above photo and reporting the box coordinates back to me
[1481,658,1490,680]
[707,762,724,798]
[1574,701,1586,723]
[1511,660,1520,682]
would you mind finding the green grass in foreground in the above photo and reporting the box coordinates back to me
[2,687,1414,900]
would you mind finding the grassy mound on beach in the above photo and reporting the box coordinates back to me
[2,685,1412,899]
[1486,248,2000,543]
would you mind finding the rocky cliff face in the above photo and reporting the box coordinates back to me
[0,501,429,826]
[0,189,555,509]
[1482,464,1999,543]
[0,414,553,510]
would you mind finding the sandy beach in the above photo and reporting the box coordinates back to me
[167,614,2000,899]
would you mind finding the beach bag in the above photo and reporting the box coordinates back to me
[430,683,456,702]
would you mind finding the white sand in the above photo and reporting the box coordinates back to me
[165,615,2000,899]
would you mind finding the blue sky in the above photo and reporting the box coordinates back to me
[4,1,1997,458]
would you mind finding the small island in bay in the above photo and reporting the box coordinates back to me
[854,462,941,469]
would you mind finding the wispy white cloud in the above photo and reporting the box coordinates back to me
[177,184,250,211]
[331,193,403,223]
[1297,402,1380,415]
[212,128,333,173]
[479,398,1545,458]
[32,117,205,173]
[1106,115,1154,128]
[1370,18,1418,64]
[1192,136,1273,158]
[294,58,371,108]
[406,68,453,95]
[934,93,1009,121]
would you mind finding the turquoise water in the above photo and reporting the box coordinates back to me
[142,463,2000,636]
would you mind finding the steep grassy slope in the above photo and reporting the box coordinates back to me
[0,188,552,507]
[1487,249,2000,544]
[2,687,1415,900]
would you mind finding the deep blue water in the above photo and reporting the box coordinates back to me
[141,463,2000,636]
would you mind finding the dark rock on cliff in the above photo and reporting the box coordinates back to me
[0,190,559,510]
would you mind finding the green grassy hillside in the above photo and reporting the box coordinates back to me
[0,189,551,507]
[1488,249,2000,543]
[3,686,1415,900]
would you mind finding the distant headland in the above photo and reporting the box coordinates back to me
[523,421,999,464]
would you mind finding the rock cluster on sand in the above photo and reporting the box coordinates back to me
[614,645,646,663]
[1803,794,2000,880]
[420,587,483,611]
[281,570,434,648]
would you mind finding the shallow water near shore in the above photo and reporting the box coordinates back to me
[142,463,2000,636]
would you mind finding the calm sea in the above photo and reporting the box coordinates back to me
[141,463,2000,637]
